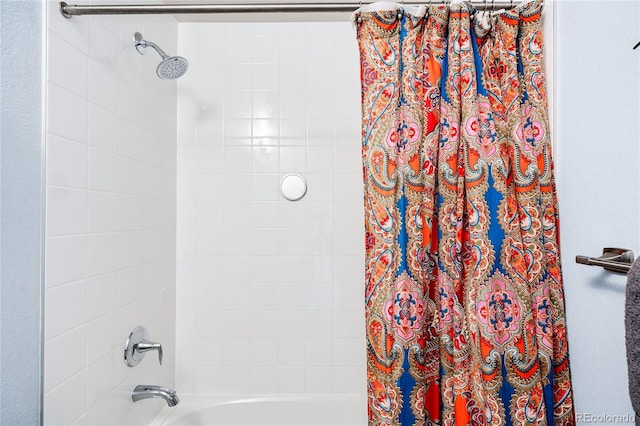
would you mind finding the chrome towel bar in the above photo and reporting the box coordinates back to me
[576,247,634,274]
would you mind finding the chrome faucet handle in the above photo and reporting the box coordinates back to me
[124,326,163,367]
[135,339,163,365]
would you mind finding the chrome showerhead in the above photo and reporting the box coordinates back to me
[156,56,189,80]
[134,32,189,80]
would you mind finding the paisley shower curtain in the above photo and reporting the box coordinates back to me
[357,1,575,424]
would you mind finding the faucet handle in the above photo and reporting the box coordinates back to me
[124,326,163,367]
[135,339,163,365]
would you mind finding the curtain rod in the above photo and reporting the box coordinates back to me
[59,1,520,18]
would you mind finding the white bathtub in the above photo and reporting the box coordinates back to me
[150,394,367,426]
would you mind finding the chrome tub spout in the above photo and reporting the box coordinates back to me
[131,385,180,407]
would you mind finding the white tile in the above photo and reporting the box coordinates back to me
[224,64,252,91]
[221,339,251,366]
[279,147,306,174]
[45,281,86,340]
[219,285,252,317]
[249,283,280,311]
[86,312,117,365]
[224,91,252,118]
[333,366,365,393]
[305,367,333,393]
[193,338,223,366]
[252,64,279,91]
[194,229,224,256]
[220,256,252,284]
[279,64,306,93]
[85,392,117,426]
[46,187,88,236]
[305,173,334,202]
[277,284,306,311]
[252,201,278,228]
[176,310,196,339]
[277,229,306,256]
[250,310,278,338]
[223,146,252,174]
[277,311,306,338]
[45,236,87,288]
[88,59,119,113]
[333,281,363,311]
[44,370,87,426]
[86,352,117,408]
[88,148,119,192]
[88,20,119,62]
[252,174,279,201]
[279,118,306,139]
[47,135,88,189]
[333,338,364,366]
[44,326,87,392]
[48,31,88,99]
[252,146,279,173]
[196,146,225,173]
[305,284,333,311]
[86,273,117,321]
[305,338,333,366]
[88,191,119,233]
[117,156,144,196]
[250,339,278,366]
[48,83,88,144]
[193,366,223,394]
[279,36,307,64]
[306,200,332,229]
[277,367,305,394]
[306,228,332,256]
[249,367,278,394]
[252,37,279,63]
[221,366,252,393]
[305,311,333,339]
[253,119,279,138]
[224,119,252,138]
[221,174,252,202]
[335,172,364,201]
[307,146,334,173]
[87,233,118,277]
[275,201,306,228]
[333,311,364,339]
[277,338,305,367]
[48,0,89,54]
[118,195,143,231]
[88,103,119,153]
[280,91,307,119]
[307,90,334,118]
[334,226,363,256]
[252,92,279,119]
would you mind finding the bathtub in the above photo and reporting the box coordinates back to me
[150,393,367,425]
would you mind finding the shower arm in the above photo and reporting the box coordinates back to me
[134,36,169,60]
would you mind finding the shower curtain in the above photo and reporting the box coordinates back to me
[357,1,575,424]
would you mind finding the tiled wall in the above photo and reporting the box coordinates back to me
[175,22,366,396]
[44,2,177,424]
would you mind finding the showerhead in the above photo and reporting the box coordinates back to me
[134,32,189,80]
[157,56,189,80]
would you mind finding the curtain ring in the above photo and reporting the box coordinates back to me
[491,0,495,11]
[397,2,404,20]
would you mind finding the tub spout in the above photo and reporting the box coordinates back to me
[132,385,180,407]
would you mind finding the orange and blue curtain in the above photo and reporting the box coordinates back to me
[357,1,575,424]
